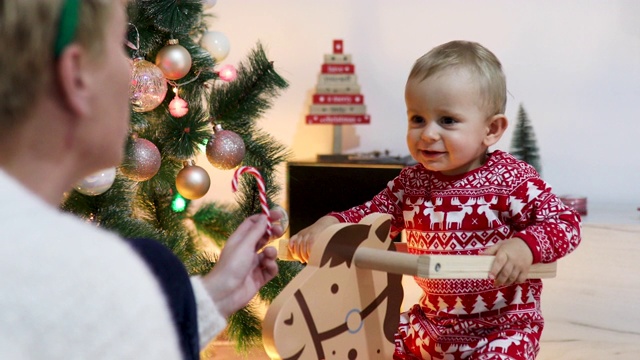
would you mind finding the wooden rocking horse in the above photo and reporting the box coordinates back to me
[262,213,556,360]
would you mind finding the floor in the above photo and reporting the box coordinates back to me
[206,203,640,359]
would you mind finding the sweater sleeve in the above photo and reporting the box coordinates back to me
[190,276,227,349]
[330,172,406,239]
[509,177,582,264]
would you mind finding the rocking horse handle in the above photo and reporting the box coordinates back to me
[276,238,556,279]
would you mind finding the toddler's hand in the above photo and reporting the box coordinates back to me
[288,216,339,263]
[482,238,533,286]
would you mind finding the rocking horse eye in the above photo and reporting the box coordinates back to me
[331,283,339,294]
[284,313,294,326]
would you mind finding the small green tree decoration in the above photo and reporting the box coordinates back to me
[510,104,542,174]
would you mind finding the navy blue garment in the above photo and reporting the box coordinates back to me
[126,238,200,360]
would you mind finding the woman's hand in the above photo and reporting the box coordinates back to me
[201,210,285,318]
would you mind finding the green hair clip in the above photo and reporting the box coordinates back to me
[54,0,81,57]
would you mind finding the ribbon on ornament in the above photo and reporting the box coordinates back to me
[232,166,272,237]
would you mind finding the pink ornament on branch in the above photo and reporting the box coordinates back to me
[169,88,189,117]
[129,58,167,113]
[120,137,162,181]
[217,64,237,82]
[232,166,272,237]
[205,124,245,169]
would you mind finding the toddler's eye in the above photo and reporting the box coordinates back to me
[409,115,425,126]
[439,116,457,126]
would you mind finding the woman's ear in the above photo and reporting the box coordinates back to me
[55,44,92,117]
[484,114,508,147]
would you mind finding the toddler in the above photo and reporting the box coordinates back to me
[289,40,581,359]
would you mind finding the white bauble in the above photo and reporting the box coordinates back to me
[74,167,117,196]
[202,0,217,9]
[200,31,230,62]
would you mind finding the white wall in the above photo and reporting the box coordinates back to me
[198,0,640,208]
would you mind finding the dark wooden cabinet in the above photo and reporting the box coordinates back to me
[286,161,406,237]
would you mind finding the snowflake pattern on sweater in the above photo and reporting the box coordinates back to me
[331,151,581,358]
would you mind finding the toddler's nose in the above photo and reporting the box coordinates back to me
[421,122,440,141]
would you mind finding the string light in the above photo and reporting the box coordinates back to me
[171,193,188,212]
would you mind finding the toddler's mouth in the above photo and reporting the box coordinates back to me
[422,150,445,155]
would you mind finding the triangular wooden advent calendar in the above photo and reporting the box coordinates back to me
[306,40,371,126]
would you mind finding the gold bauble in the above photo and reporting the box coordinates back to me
[155,39,192,80]
[176,164,211,200]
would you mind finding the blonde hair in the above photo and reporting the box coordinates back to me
[408,40,507,115]
[0,0,114,127]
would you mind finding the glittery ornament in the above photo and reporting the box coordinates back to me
[74,167,116,196]
[121,138,162,181]
[155,39,192,80]
[169,90,189,117]
[217,64,237,82]
[176,161,211,200]
[130,58,168,113]
[206,124,245,170]
[200,31,230,62]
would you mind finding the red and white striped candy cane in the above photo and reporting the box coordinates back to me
[232,166,272,237]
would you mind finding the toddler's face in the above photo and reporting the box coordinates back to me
[405,68,493,176]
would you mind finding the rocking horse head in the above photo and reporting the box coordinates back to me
[263,213,404,360]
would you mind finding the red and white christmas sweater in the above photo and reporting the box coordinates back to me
[330,150,581,320]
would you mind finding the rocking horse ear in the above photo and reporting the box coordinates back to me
[320,224,370,268]
[375,219,392,243]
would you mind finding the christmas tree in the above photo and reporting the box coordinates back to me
[61,0,302,353]
[510,104,542,174]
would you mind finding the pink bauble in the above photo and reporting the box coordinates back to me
[129,58,167,113]
[169,95,189,117]
[218,64,237,82]
[121,138,162,181]
[205,126,245,170]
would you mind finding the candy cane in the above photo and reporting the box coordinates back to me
[232,166,272,237]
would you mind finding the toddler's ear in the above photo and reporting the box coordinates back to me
[483,114,508,147]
